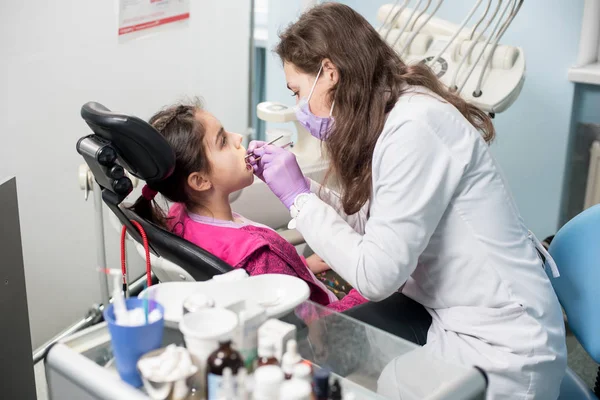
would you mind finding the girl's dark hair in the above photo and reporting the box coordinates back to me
[275,3,495,215]
[130,100,210,227]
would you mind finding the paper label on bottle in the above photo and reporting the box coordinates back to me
[207,373,222,400]
[207,373,237,400]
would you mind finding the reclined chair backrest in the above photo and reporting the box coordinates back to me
[548,203,600,363]
[77,102,233,281]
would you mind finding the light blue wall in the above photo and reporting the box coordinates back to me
[266,0,585,238]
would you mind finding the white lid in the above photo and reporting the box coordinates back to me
[286,339,297,353]
[279,379,312,400]
[179,308,238,341]
[281,340,302,373]
[292,363,312,381]
[183,292,214,313]
[253,365,285,399]
[258,336,276,358]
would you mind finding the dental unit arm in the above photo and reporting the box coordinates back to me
[377,1,525,114]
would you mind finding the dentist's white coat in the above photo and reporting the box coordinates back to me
[297,87,567,399]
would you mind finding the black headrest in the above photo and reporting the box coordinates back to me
[80,102,175,184]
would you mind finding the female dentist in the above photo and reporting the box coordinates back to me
[248,3,566,399]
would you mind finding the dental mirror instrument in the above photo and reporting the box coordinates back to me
[398,0,444,57]
[427,0,484,68]
[449,0,498,90]
[254,141,294,163]
[456,0,514,94]
[472,0,523,96]
[391,0,426,49]
[245,134,284,159]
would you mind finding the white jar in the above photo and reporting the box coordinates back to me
[292,363,312,383]
[252,365,285,400]
[279,379,312,400]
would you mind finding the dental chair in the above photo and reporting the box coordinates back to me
[77,102,233,282]
[547,204,600,399]
[76,101,431,340]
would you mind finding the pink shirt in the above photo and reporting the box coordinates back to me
[187,210,338,304]
[167,204,366,311]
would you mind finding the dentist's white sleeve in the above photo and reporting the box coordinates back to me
[296,120,466,301]
[307,179,369,234]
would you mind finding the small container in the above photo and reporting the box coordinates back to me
[253,365,285,400]
[237,368,250,400]
[313,368,331,400]
[137,346,198,400]
[206,341,244,400]
[235,307,267,372]
[257,337,279,368]
[104,298,165,387]
[258,319,297,361]
[292,362,312,383]
[279,379,313,400]
[281,339,302,379]
[182,292,214,315]
[179,307,238,387]
[329,378,343,400]
[215,367,234,400]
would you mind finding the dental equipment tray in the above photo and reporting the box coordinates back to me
[44,301,487,400]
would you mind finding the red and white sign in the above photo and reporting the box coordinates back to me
[118,0,190,37]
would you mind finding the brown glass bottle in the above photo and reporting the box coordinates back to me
[206,341,243,400]
[256,337,280,368]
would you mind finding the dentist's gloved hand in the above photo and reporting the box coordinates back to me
[251,143,310,209]
[247,140,267,181]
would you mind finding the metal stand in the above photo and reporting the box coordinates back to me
[32,167,142,365]
[93,181,110,306]
[32,273,152,364]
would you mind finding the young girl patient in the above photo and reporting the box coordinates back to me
[132,101,367,312]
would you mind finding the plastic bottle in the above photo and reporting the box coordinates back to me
[279,378,313,400]
[257,337,279,368]
[253,365,285,400]
[206,341,243,400]
[216,367,234,400]
[281,339,302,379]
[313,368,331,400]
[237,367,250,400]
[329,378,342,400]
[292,362,313,383]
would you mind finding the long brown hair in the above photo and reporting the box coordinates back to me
[130,100,211,227]
[275,3,495,215]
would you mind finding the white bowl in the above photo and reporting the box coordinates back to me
[139,274,310,326]
[237,274,310,318]
[179,308,239,378]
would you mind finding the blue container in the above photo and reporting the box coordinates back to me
[104,298,164,387]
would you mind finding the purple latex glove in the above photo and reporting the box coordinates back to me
[251,144,310,209]
[247,140,267,181]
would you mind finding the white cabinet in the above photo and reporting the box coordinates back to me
[569,0,600,85]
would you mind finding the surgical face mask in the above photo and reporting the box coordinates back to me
[294,64,335,141]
